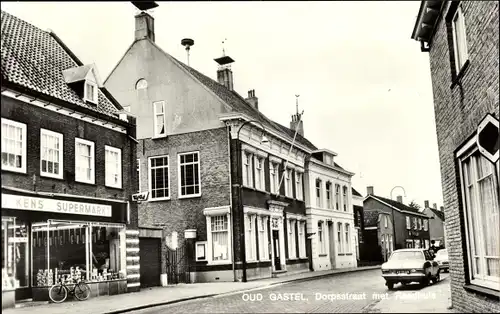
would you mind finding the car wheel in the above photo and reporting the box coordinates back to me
[386,282,394,290]
[432,271,440,284]
[420,276,430,287]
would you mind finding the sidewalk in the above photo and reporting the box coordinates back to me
[364,276,458,313]
[4,265,380,314]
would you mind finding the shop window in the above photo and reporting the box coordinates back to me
[245,214,257,262]
[31,220,126,287]
[258,216,269,261]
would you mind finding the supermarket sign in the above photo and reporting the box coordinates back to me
[2,194,112,217]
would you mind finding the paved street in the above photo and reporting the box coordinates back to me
[132,270,451,314]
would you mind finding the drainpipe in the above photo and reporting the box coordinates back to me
[226,124,236,281]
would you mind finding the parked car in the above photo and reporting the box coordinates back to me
[381,249,440,290]
[435,249,449,272]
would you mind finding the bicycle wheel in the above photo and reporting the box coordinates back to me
[49,284,68,303]
[74,281,91,301]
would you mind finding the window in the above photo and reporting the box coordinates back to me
[335,184,340,210]
[345,223,350,253]
[75,138,95,184]
[269,162,279,194]
[178,152,201,197]
[285,168,293,197]
[211,215,229,261]
[420,218,424,230]
[417,218,421,230]
[298,221,306,258]
[254,156,264,190]
[242,151,253,188]
[384,216,388,228]
[318,221,326,255]
[84,81,98,104]
[343,186,348,211]
[149,155,170,200]
[459,150,499,290]
[316,179,322,207]
[326,182,332,209]
[136,159,141,192]
[245,214,257,261]
[413,217,417,230]
[337,222,343,253]
[295,171,303,200]
[406,216,411,230]
[389,235,393,254]
[153,101,166,137]
[406,239,414,248]
[258,216,269,261]
[451,6,468,75]
[195,242,207,261]
[39,129,63,179]
[1,118,27,173]
[288,219,296,259]
[135,78,148,90]
[424,239,430,250]
[105,146,122,188]
[424,219,428,231]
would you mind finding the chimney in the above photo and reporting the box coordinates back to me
[135,12,155,42]
[367,186,374,195]
[217,68,234,91]
[245,89,258,110]
[433,203,437,209]
[397,195,403,203]
[290,113,304,137]
[440,206,444,211]
[424,200,429,208]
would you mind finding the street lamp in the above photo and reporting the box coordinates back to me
[236,120,268,282]
[390,186,406,252]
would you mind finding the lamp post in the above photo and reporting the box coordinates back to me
[236,120,268,282]
[390,186,406,252]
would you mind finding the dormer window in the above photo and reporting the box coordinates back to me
[84,80,98,104]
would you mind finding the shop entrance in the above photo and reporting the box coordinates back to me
[139,238,161,287]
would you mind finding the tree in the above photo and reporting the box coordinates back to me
[408,200,421,210]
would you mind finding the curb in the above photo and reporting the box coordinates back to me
[105,266,381,314]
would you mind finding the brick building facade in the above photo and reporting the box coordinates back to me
[1,10,139,308]
[412,1,500,311]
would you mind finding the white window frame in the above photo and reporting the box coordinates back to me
[295,171,303,200]
[254,156,265,191]
[343,185,348,211]
[258,216,270,261]
[384,215,388,228]
[451,6,468,75]
[178,151,201,198]
[318,221,326,255]
[284,168,293,197]
[245,214,257,262]
[205,212,231,264]
[1,118,27,173]
[288,219,297,259]
[316,179,322,208]
[337,222,343,254]
[40,129,64,179]
[269,162,278,194]
[424,219,428,231]
[242,151,253,188]
[406,216,411,230]
[148,155,170,201]
[335,184,340,210]
[74,138,95,184]
[105,145,122,188]
[458,142,500,290]
[345,223,350,253]
[83,80,98,104]
[195,241,207,261]
[153,101,167,138]
[413,217,417,230]
[298,221,306,258]
[326,182,332,209]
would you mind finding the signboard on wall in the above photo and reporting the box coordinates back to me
[477,113,499,163]
[2,194,112,217]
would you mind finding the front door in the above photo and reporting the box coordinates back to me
[272,230,281,271]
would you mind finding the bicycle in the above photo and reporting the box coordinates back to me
[48,278,91,303]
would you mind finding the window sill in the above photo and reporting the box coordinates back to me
[178,194,202,200]
[2,167,27,174]
[75,179,96,185]
[450,59,470,89]
[40,172,64,180]
[149,197,171,202]
[208,260,231,266]
[105,184,123,190]
[258,259,271,262]
[151,135,168,140]
[463,283,500,300]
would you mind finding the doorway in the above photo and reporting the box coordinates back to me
[139,238,161,287]
[272,230,281,271]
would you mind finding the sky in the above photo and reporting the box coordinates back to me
[1,1,444,208]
